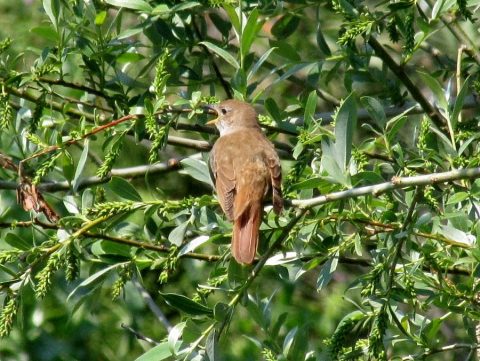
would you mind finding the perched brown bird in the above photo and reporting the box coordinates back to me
[206,100,283,264]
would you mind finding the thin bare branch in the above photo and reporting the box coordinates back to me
[291,167,480,209]
[0,157,190,191]
[132,278,172,332]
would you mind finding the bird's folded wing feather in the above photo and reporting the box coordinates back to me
[264,144,283,214]
[210,144,236,220]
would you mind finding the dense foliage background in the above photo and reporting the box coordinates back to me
[1,0,480,360]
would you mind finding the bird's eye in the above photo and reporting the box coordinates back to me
[220,108,227,115]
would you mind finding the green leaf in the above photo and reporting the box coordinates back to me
[206,329,218,361]
[60,151,74,182]
[451,75,472,130]
[109,177,142,201]
[241,8,261,61]
[30,26,58,42]
[213,302,230,322]
[43,0,59,29]
[168,322,185,356]
[168,222,188,246]
[360,96,386,128]
[67,263,121,302]
[388,0,415,11]
[180,157,213,187]
[264,97,284,122]
[269,40,301,61]
[316,24,331,56]
[317,252,339,290]
[386,112,410,144]
[458,133,480,156]
[334,93,357,170]
[199,41,239,69]
[171,2,200,12]
[178,235,210,256]
[247,47,277,81]
[116,52,145,64]
[271,14,301,39]
[446,191,469,205]
[282,326,298,358]
[336,0,358,17]
[81,189,94,210]
[267,63,310,90]
[151,4,170,15]
[91,240,132,258]
[333,310,366,332]
[304,90,317,126]
[438,224,474,247]
[232,68,247,95]
[95,10,107,25]
[73,140,89,192]
[160,293,213,316]
[224,5,241,38]
[135,341,177,361]
[417,71,448,112]
[5,233,31,251]
[423,318,444,341]
[104,0,153,12]
[321,141,350,186]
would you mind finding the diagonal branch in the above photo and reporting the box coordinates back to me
[38,77,110,100]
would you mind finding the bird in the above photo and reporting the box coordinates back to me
[206,99,283,264]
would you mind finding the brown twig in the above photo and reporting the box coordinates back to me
[38,77,109,99]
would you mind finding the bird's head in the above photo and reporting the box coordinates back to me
[205,100,259,136]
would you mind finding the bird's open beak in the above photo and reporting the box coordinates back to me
[204,105,219,125]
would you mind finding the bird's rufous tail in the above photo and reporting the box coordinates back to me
[232,201,262,264]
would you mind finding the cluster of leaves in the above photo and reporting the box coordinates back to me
[0,0,480,360]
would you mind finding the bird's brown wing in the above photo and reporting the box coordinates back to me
[210,140,236,221]
[263,140,283,214]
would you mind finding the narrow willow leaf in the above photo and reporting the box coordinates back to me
[223,4,241,38]
[304,90,317,126]
[282,326,298,358]
[199,41,239,69]
[5,233,31,251]
[360,96,386,128]
[135,341,177,361]
[67,263,121,302]
[247,47,277,81]
[317,252,339,290]
[168,222,188,246]
[334,93,357,170]
[206,329,218,361]
[417,71,448,112]
[178,236,210,256]
[43,0,59,29]
[104,0,153,12]
[241,8,261,61]
[451,75,472,130]
[73,139,89,192]
[168,322,186,355]
[180,157,214,187]
[109,176,142,201]
[162,293,213,317]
